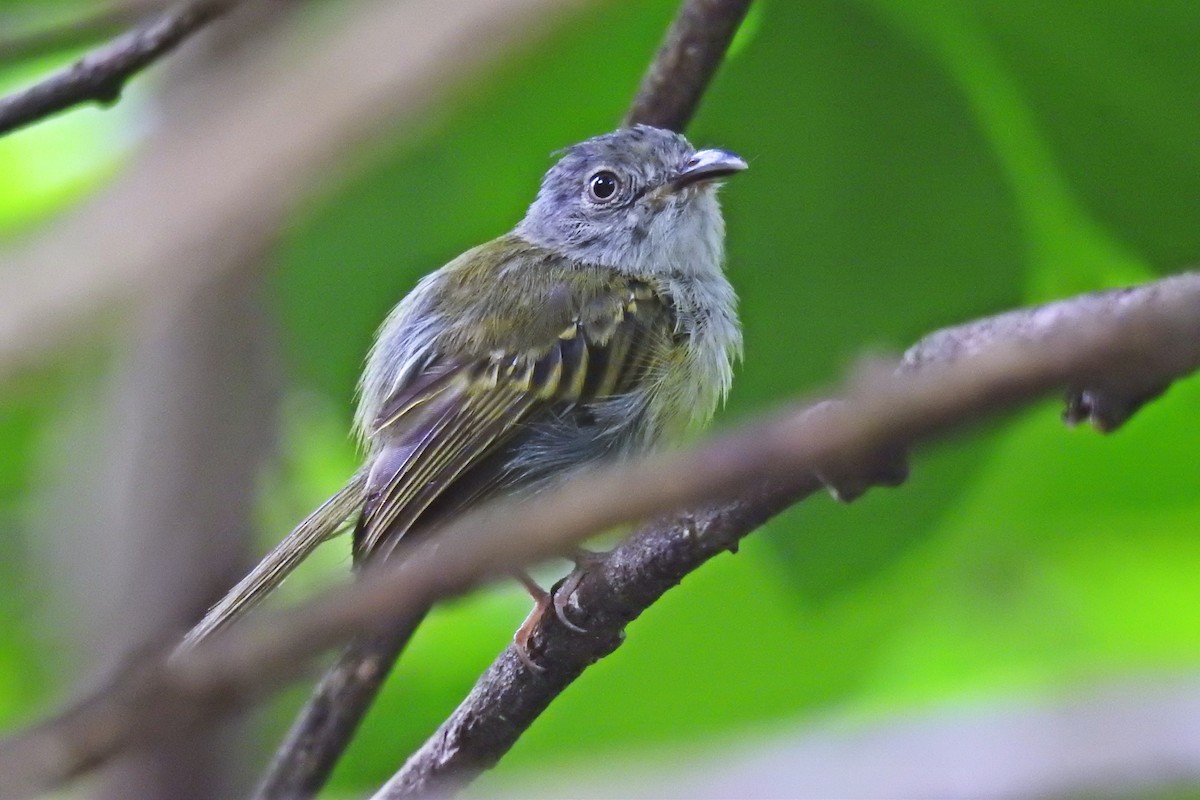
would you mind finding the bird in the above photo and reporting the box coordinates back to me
[179,124,746,656]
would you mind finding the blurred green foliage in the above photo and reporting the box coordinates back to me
[1,0,1199,795]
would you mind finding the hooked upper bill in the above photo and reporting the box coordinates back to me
[671,149,748,189]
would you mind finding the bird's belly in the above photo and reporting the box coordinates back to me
[498,390,658,494]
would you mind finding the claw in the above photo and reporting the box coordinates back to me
[510,561,592,666]
[551,547,610,634]
[552,570,588,633]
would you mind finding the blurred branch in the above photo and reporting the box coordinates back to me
[257,0,760,794]
[92,265,279,800]
[624,0,753,130]
[0,0,243,136]
[2,271,1199,798]
[507,674,1200,799]
[0,2,168,64]
[0,0,584,379]
[89,6,297,796]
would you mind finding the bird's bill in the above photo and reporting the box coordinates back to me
[671,149,748,190]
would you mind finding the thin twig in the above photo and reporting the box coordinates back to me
[0,0,243,137]
[1,273,1199,798]
[0,2,167,64]
[257,0,759,793]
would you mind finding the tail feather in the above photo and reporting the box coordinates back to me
[177,471,367,652]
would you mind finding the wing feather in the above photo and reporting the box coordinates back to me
[354,282,674,562]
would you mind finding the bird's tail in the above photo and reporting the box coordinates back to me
[177,471,367,651]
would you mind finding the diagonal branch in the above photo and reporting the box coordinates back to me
[2,272,1198,799]
[256,0,760,794]
[0,0,243,137]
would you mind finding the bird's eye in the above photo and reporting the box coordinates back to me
[587,170,620,202]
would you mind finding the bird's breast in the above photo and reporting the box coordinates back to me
[648,270,741,437]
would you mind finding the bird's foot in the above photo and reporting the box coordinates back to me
[551,570,589,634]
[510,555,603,672]
[551,548,604,633]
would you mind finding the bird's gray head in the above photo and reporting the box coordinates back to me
[516,125,747,275]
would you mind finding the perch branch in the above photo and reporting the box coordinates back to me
[373,273,1200,798]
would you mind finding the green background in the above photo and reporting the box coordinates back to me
[1,0,1198,795]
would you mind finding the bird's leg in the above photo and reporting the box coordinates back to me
[511,559,597,672]
[512,570,550,672]
[551,548,603,633]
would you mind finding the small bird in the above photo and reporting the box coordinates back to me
[181,125,746,651]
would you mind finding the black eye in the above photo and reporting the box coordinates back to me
[587,170,620,202]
